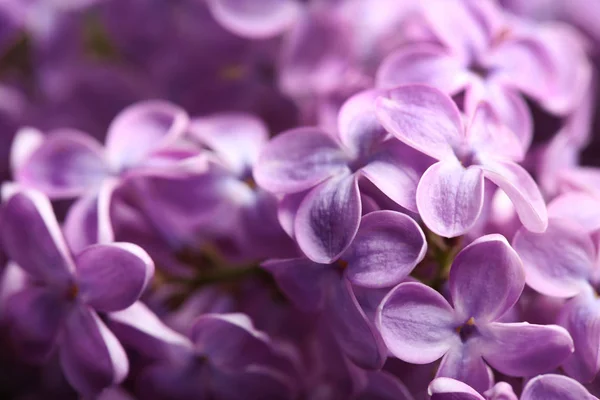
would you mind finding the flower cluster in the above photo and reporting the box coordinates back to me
[1,0,600,399]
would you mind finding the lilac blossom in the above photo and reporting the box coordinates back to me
[376,84,547,237]
[377,234,573,393]
[0,188,154,396]
[428,375,599,400]
[255,89,430,262]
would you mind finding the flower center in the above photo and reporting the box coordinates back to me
[66,283,79,301]
[335,259,349,271]
[456,317,478,342]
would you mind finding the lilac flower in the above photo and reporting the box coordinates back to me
[428,374,599,400]
[377,234,573,393]
[376,0,591,143]
[135,313,297,400]
[513,202,600,382]
[265,210,427,368]
[255,89,430,262]
[376,84,547,237]
[0,188,154,396]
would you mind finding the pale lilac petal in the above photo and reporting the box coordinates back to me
[207,0,300,39]
[484,382,518,400]
[4,286,66,362]
[361,139,433,212]
[10,126,44,173]
[467,103,525,162]
[377,282,457,364]
[1,189,75,287]
[428,377,485,400]
[558,287,600,382]
[344,210,426,288]
[480,159,548,233]
[108,302,193,359]
[548,193,600,234]
[358,371,415,400]
[416,159,484,238]
[450,234,524,323]
[376,43,471,93]
[254,127,349,193]
[480,322,574,377]
[376,85,464,161]
[436,344,494,394]
[75,243,154,312]
[262,257,330,312]
[277,190,308,238]
[326,277,387,369]
[188,113,268,176]
[521,374,598,400]
[337,89,388,158]
[105,100,189,171]
[294,174,361,263]
[60,307,128,396]
[513,219,594,298]
[14,129,108,199]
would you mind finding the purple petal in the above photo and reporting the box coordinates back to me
[484,382,518,400]
[344,210,426,288]
[376,43,471,93]
[337,89,388,158]
[189,113,268,176]
[521,374,598,400]
[416,159,485,238]
[361,139,433,212]
[294,173,361,263]
[211,366,296,400]
[513,219,594,298]
[450,234,525,323]
[358,371,415,400]
[136,361,206,400]
[548,192,600,234]
[254,127,349,194]
[428,377,485,400]
[108,302,192,359]
[480,322,574,377]
[14,129,108,199]
[10,127,44,174]
[558,287,600,383]
[377,282,457,364]
[277,190,309,238]
[437,343,494,394]
[191,313,272,370]
[326,276,387,369]
[4,286,66,362]
[480,159,548,233]
[207,0,300,39]
[105,100,189,171]
[60,307,128,396]
[75,243,154,312]
[262,257,330,312]
[1,189,75,287]
[376,84,465,161]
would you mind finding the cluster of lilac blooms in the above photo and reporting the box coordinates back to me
[2,0,600,399]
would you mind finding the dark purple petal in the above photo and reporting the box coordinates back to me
[207,0,300,39]
[436,343,494,394]
[136,360,207,400]
[480,322,574,377]
[295,173,361,263]
[75,243,154,312]
[513,219,594,298]
[521,374,598,400]
[358,371,415,400]
[105,100,189,171]
[428,377,485,400]
[211,366,296,400]
[416,159,485,238]
[1,189,75,287]
[326,277,387,370]
[558,287,600,383]
[377,282,457,364]
[254,127,349,194]
[59,306,128,397]
[376,85,465,161]
[14,129,108,199]
[480,159,548,233]
[344,210,426,288]
[450,234,525,323]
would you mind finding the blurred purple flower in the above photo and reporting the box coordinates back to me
[0,188,154,396]
[377,234,573,393]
